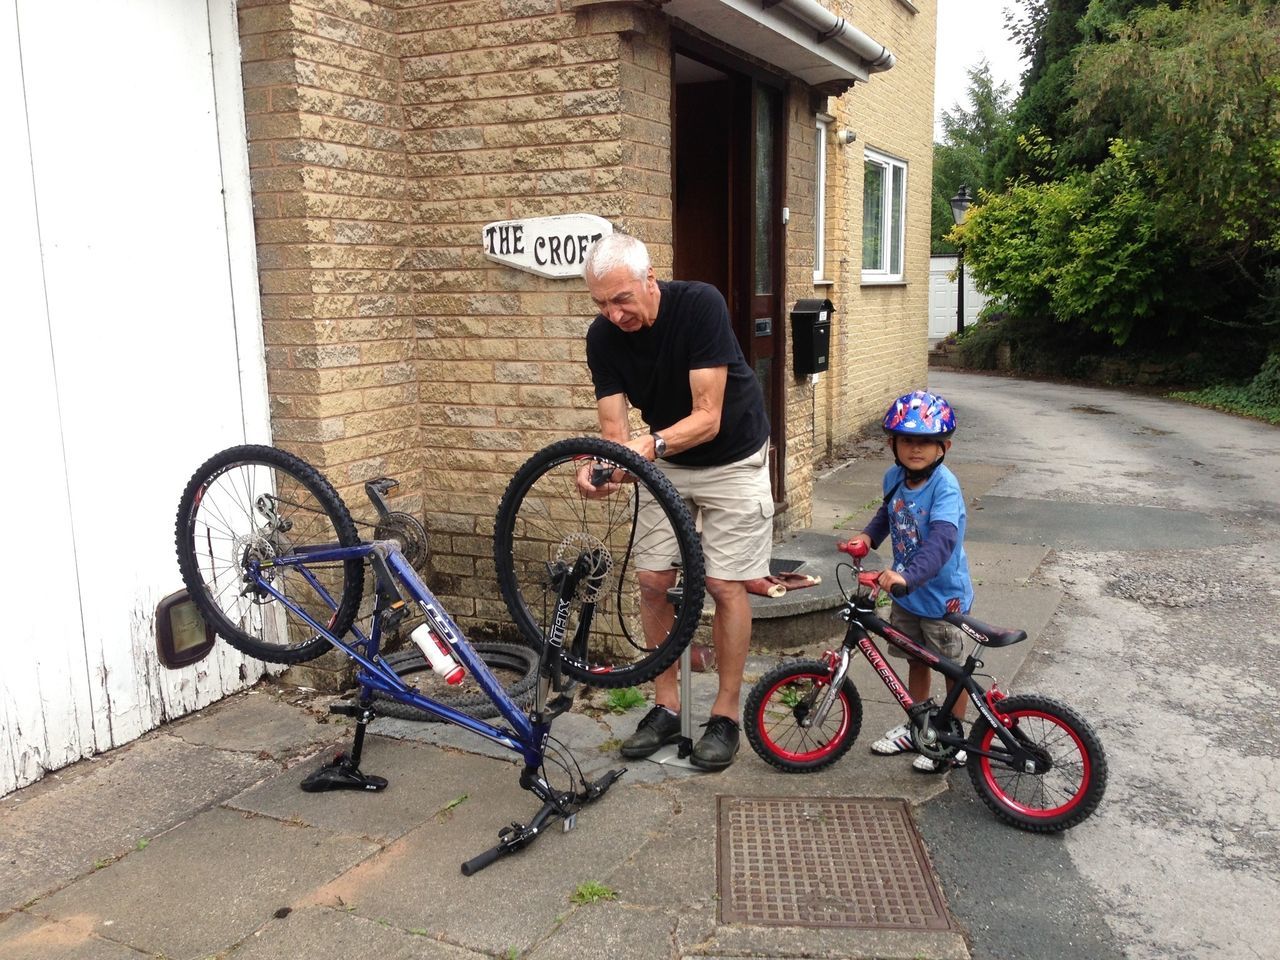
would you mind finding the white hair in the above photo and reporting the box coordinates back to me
[583,233,650,282]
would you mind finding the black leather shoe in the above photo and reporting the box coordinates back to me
[690,715,740,771]
[620,705,682,759]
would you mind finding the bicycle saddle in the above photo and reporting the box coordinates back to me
[942,612,1027,647]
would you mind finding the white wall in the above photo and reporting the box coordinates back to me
[0,0,272,796]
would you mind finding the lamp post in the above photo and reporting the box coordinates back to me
[949,184,974,336]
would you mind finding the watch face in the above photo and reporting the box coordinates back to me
[653,434,667,458]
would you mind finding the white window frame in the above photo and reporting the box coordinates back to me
[814,116,830,283]
[861,147,908,283]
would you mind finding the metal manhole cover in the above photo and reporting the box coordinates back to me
[717,796,952,930]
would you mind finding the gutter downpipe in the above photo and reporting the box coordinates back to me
[775,0,896,72]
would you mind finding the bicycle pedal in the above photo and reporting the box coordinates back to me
[328,702,363,718]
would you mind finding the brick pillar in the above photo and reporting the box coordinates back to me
[239,0,416,688]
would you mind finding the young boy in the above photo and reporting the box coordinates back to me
[849,390,974,773]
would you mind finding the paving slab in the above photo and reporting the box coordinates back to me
[0,910,143,960]
[28,805,379,960]
[167,687,346,759]
[0,733,278,914]
[305,760,674,957]
[225,905,485,959]
[228,737,492,843]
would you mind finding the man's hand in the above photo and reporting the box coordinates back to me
[575,459,635,497]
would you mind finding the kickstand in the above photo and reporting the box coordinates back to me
[300,701,388,793]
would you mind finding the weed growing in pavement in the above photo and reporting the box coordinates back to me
[570,881,617,905]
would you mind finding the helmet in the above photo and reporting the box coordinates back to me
[882,390,957,437]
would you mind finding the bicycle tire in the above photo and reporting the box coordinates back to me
[967,693,1108,832]
[372,642,539,722]
[175,445,364,664]
[744,660,863,772]
[493,437,705,689]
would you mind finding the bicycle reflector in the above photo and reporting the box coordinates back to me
[155,588,215,669]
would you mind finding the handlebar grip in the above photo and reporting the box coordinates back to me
[461,844,505,876]
[837,539,869,559]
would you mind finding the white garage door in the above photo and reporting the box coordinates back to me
[1,0,272,796]
[928,254,989,339]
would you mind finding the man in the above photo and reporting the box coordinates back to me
[577,233,772,771]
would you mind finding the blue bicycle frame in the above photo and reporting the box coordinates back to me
[249,540,546,767]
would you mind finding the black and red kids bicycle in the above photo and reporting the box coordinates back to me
[744,539,1106,832]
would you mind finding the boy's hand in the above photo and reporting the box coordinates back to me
[877,569,907,594]
[850,532,872,551]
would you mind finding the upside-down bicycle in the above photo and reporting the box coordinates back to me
[744,539,1107,832]
[174,437,704,873]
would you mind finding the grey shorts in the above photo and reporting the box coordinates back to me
[887,603,966,660]
[634,441,773,581]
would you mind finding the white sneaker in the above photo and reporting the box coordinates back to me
[912,750,967,773]
[870,723,914,755]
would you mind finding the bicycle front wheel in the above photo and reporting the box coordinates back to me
[967,693,1107,832]
[175,445,364,664]
[745,660,863,772]
[493,437,705,689]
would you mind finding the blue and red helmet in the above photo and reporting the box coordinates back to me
[882,390,957,438]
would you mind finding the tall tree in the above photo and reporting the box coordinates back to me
[931,60,1014,251]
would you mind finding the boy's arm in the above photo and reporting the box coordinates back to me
[857,505,890,549]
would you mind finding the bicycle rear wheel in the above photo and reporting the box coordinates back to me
[372,642,539,722]
[967,693,1107,832]
[745,660,862,772]
[493,437,705,689]
[175,445,364,664]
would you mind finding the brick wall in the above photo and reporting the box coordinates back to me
[235,0,934,677]
[820,0,936,449]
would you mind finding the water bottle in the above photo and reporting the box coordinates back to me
[409,623,465,685]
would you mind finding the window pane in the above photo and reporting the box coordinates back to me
[890,163,904,276]
[862,161,884,270]
[814,124,826,279]
[753,87,777,295]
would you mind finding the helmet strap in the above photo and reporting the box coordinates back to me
[891,437,947,483]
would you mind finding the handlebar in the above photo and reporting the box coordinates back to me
[836,539,908,597]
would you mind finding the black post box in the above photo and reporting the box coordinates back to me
[791,298,834,376]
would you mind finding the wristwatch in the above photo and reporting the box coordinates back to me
[651,432,668,460]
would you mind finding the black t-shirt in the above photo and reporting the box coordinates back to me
[586,280,770,467]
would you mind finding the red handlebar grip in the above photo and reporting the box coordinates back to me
[837,540,869,559]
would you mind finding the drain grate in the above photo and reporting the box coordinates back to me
[717,796,952,930]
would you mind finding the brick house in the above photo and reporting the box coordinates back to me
[3,0,933,793]
[237,0,936,686]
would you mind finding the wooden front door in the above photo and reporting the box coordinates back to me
[673,44,787,502]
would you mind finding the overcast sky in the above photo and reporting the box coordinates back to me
[934,0,1027,140]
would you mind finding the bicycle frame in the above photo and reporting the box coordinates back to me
[824,589,1038,771]
[249,540,549,768]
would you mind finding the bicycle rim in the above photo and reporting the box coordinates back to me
[493,437,704,689]
[975,706,1094,822]
[752,667,855,768]
[176,446,363,663]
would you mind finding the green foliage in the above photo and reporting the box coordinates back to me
[570,881,618,905]
[1071,1,1280,263]
[605,686,645,713]
[1170,353,1280,423]
[960,139,1184,346]
[932,61,1014,252]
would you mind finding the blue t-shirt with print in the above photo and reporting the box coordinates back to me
[882,464,973,619]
